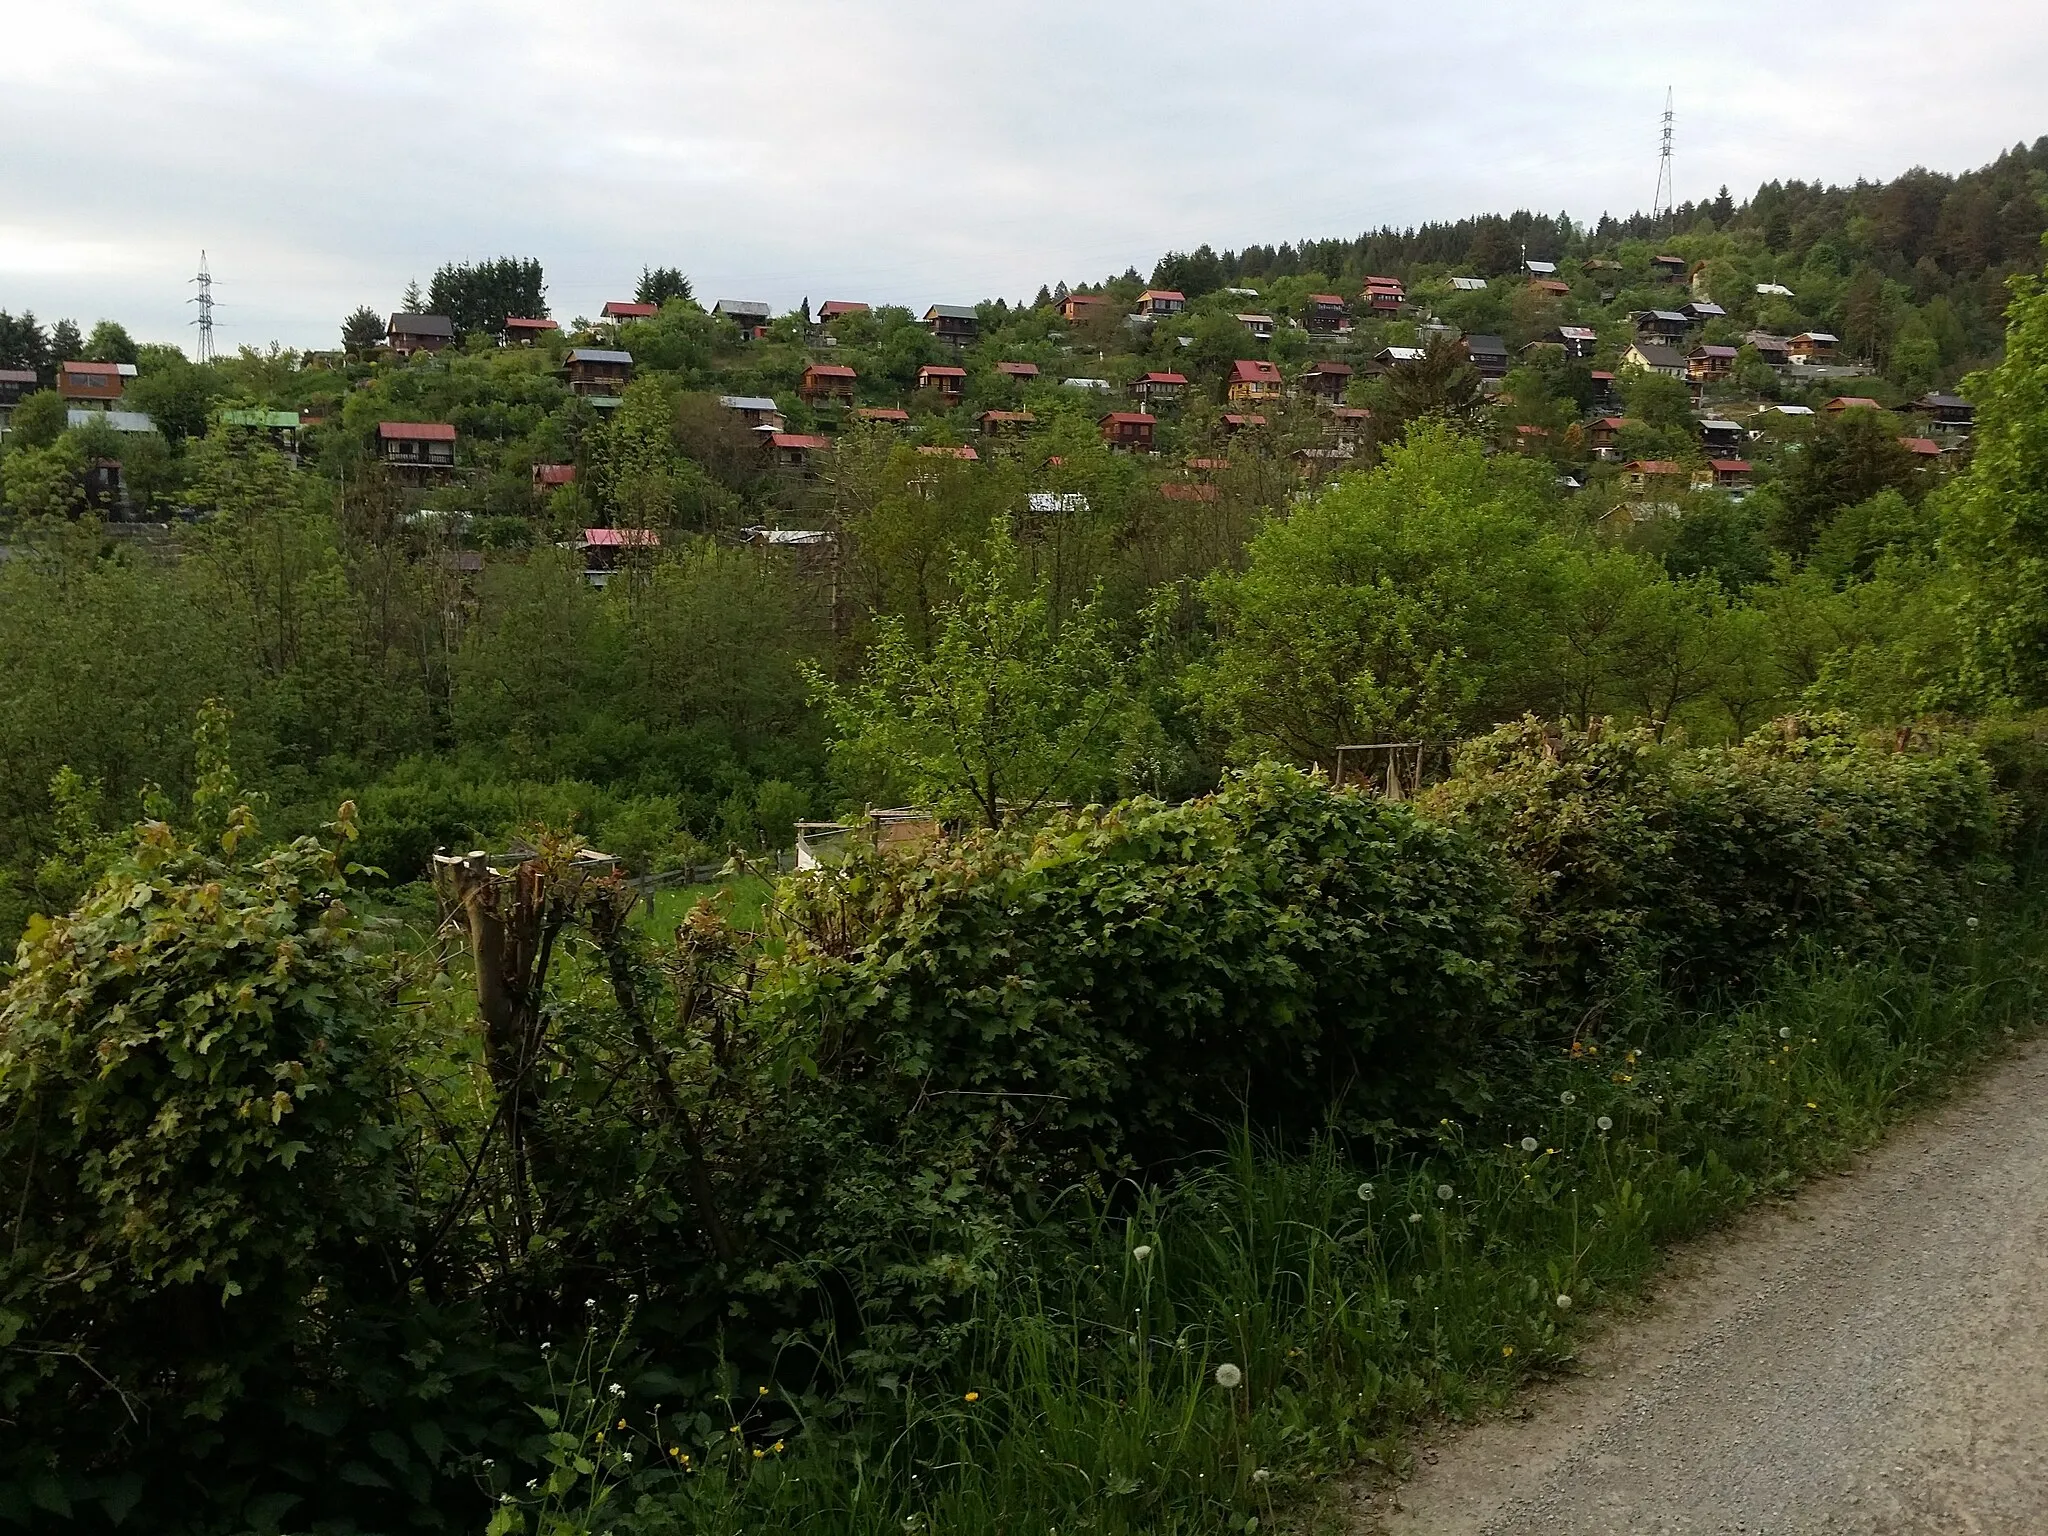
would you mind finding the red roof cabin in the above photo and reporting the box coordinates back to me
[1056,293,1113,325]
[1305,294,1350,333]
[1623,459,1684,490]
[995,360,1040,380]
[502,316,560,346]
[979,409,1035,439]
[800,363,858,406]
[916,444,980,461]
[1699,459,1753,489]
[580,527,659,583]
[1898,436,1942,460]
[1099,411,1156,452]
[57,361,123,405]
[378,421,456,480]
[1363,276,1404,313]
[853,406,910,426]
[1220,412,1267,432]
[917,364,966,401]
[1132,370,1189,406]
[1825,396,1883,414]
[1299,361,1354,405]
[817,301,869,323]
[601,301,659,324]
[532,463,577,493]
[768,432,832,475]
[1227,358,1285,403]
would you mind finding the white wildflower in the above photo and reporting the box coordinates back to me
[1132,1245,1153,1262]
[1252,1467,1272,1483]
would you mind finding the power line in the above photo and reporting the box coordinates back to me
[189,251,216,363]
[1651,88,1675,224]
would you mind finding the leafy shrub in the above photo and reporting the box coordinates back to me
[760,761,1511,1168]
[1429,714,2003,1025]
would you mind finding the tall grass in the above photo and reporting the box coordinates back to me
[509,915,2047,1535]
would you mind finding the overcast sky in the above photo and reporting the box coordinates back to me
[3,1,2043,353]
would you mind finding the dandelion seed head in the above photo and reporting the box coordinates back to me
[1780,1026,1793,1039]
[1597,1116,1613,1132]
[1968,916,1980,929]
[1214,1362,1244,1389]
[1521,1136,1538,1153]
[1437,1183,1454,1200]
[1408,1212,1423,1223]
[1357,1182,1375,1200]
[1561,1091,1576,1106]
[1555,1293,1573,1310]
[1252,1467,1272,1482]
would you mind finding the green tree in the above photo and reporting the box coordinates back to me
[6,386,68,449]
[635,266,693,306]
[1370,331,1486,446]
[428,256,546,337]
[340,305,386,356]
[1772,407,1919,557]
[48,317,83,363]
[810,526,1136,827]
[1946,255,2048,706]
[1,435,88,522]
[1194,425,1565,762]
[84,319,138,364]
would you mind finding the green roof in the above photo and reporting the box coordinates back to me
[219,409,301,430]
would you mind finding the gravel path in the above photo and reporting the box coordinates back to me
[1357,1037,2048,1535]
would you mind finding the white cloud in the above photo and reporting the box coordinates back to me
[1,0,2042,350]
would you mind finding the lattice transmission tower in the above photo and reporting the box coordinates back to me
[189,251,216,363]
[1651,89,1676,224]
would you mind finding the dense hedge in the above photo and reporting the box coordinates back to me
[0,715,2015,1532]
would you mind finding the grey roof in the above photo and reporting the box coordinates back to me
[925,304,979,321]
[567,348,633,365]
[1641,310,1689,324]
[1698,419,1742,432]
[1376,346,1426,363]
[1629,342,1688,367]
[1524,260,1559,275]
[713,299,772,319]
[1450,276,1489,290]
[1559,326,1599,340]
[1684,302,1728,317]
[1772,404,1816,415]
[1755,283,1796,296]
[0,368,37,384]
[1463,333,1508,355]
[389,312,455,336]
[719,395,780,412]
[1919,393,1971,409]
[68,408,156,433]
[1799,332,1840,344]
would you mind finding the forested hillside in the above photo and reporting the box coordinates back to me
[4,140,2048,1533]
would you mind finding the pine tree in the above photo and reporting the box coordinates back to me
[401,279,424,313]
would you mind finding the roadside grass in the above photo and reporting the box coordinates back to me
[502,909,2048,1536]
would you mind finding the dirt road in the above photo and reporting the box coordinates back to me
[1359,1038,2048,1535]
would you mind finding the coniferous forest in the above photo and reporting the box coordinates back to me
[4,142,2048,1532]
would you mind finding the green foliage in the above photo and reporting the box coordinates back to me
[5,387,67,450]
[429,256,548,337]
[1196,426,1564,761]
[811,525,1138,826]
[635,267,694,307]
[1946,258,2048,708]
